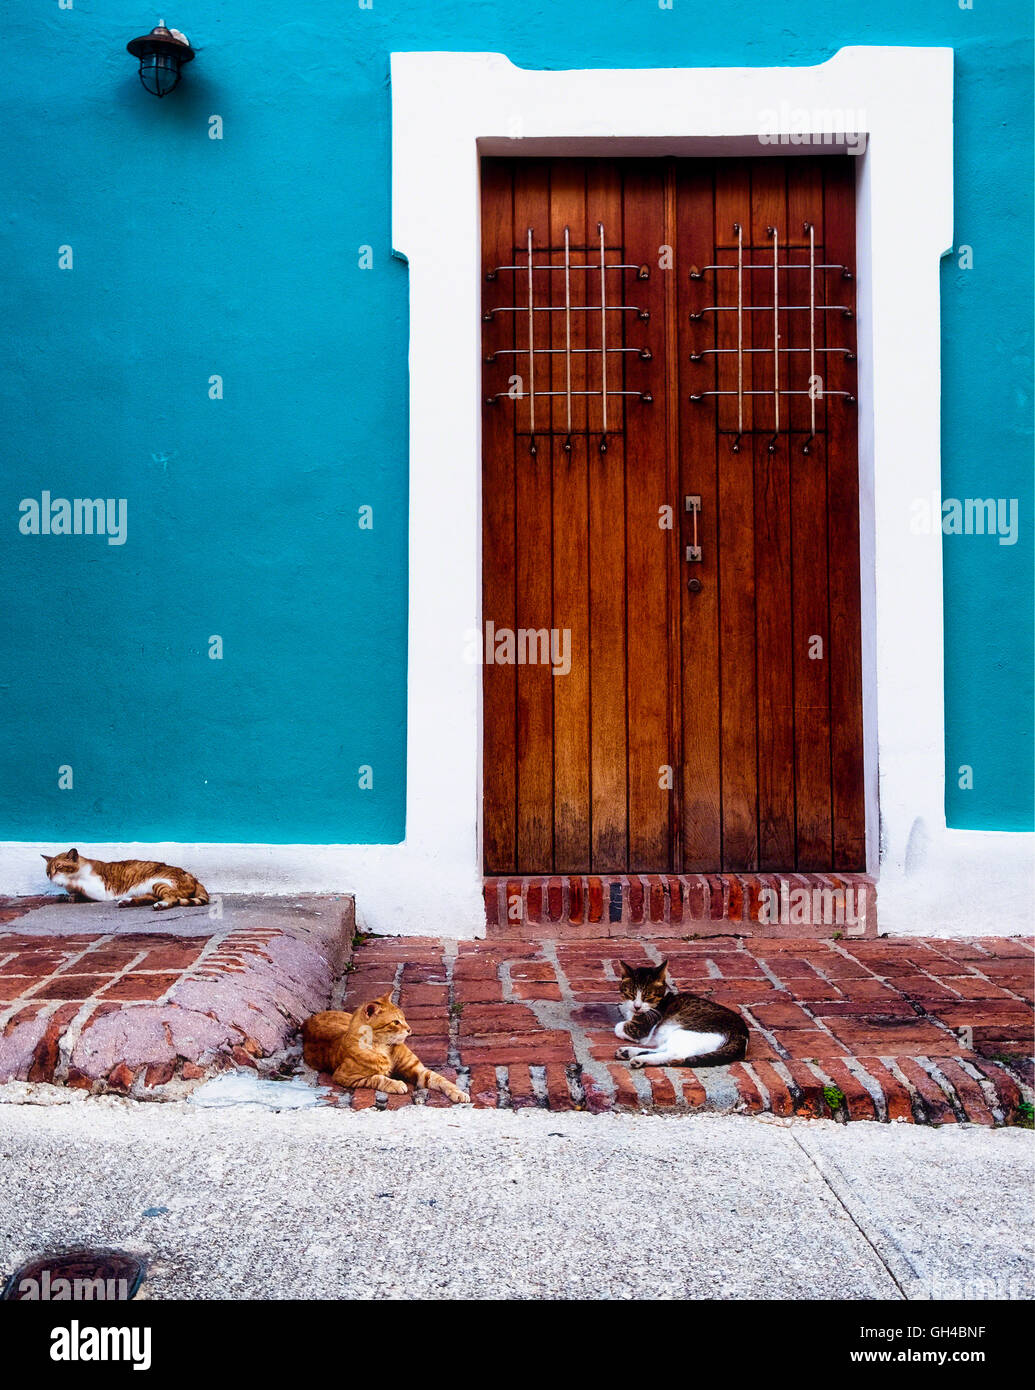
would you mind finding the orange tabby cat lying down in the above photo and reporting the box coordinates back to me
[43,848,209,910]
[303,994,471,1103]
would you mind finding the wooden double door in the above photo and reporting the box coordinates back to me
[481,156,865,876]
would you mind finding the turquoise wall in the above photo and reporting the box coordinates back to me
[2,2,1031,844]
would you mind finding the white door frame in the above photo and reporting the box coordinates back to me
[386,46,1028,937]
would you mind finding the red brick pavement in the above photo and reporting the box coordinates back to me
[2,891,1031,1124]
[318,932,1034,1125]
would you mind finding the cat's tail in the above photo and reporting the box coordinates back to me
[682,1030,748,1068]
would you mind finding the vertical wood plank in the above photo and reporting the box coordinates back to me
[584,164,629,870]
[513,162,555,871]
[678,161,722,868]
[480,160,517,873]
[662,162,684,868]
[714,167,754,438]
[549,163,591,870]
[787,160,833,868]
[750,161,795,871]
[823,157,866,870]
[785,158,827,436]
[711,163,759,870]
[623,162,674,869]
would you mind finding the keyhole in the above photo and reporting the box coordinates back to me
[687,577,703,593]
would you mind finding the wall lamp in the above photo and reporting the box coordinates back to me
[127,21,195,97]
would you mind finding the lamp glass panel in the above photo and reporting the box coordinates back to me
[139,54,181,97]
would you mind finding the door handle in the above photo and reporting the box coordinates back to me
[685,495,702,563]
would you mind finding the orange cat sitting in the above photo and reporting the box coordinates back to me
[303,994,470,1103]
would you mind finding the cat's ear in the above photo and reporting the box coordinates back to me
[618,960,634,977]
[41,853,51,863]
[365,1001,379,1017]
[656,958,669,976]
[377,991,393,1004]
[67,848,79,861]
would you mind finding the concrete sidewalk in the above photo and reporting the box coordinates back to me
[0,1099,1030,1300]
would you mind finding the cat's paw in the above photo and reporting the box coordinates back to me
[449,1089,472,1104]
[380,1080,408,1095]
[614,1020,633,1040]
[628,1056,649,1069]
[615,1046,634,1060]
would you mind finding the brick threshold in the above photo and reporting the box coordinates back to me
[484,872,877,938]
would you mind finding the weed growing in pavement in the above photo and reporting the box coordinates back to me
[822,1084,846,1112]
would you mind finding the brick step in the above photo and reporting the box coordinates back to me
[484,873,876,939]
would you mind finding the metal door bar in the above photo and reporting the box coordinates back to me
[526,228,535,438]
[488,262,640,273]
[690,304,852,315]
[563,226,572,434]
[736,222,744,440]
[690,262,852,275]
[690,389,855,400]
[772,226,780,443]
[599,221,608,433]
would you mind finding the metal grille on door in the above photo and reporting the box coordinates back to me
[483,226,654,454]
[687,222,857,455]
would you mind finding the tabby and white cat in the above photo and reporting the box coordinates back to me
[43,848,208,910]
[303,994,471,1103]
[614,959,748,1067]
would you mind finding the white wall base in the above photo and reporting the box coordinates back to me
[876,830,1035,938]
[0,843,485,940]
[2,829,1029,939]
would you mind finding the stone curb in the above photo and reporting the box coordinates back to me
[0,896,354,1097]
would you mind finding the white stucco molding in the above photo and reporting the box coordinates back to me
[387,45,1028,937]
[2,48,1030,935]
